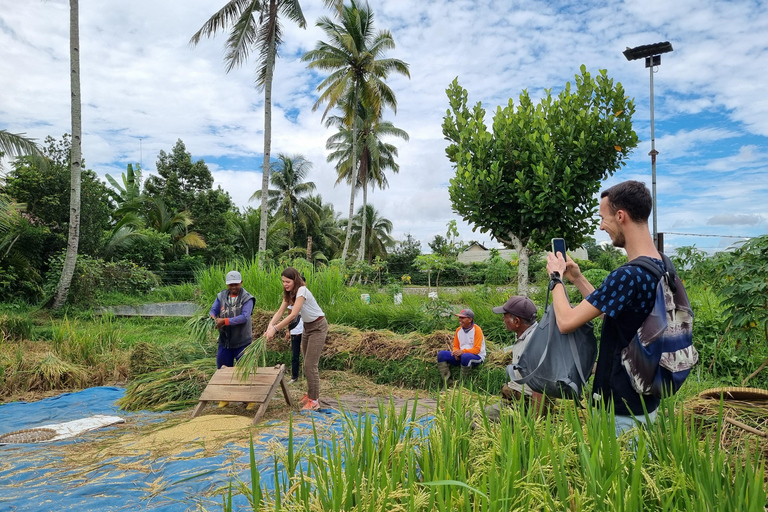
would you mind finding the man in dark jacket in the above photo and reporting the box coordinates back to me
[209,270,255,369]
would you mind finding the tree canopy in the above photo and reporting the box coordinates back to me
[442,66,638,292]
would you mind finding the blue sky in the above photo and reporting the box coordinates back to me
[1,0,767,254]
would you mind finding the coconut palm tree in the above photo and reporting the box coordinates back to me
[232,207,290,260]
[302,0,409,261]
[261,153,320,244]
[0,131,42,162]
[344,203,394,264]
[190,0,306,260]
[326,103,407,262]
[144,198,207,257]
[51,0,83,310]
[303,194,343,262]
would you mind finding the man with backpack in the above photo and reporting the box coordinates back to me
[545,180,692,435]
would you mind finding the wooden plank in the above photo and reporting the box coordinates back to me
[199,387,271,402]
[190,400,208,418]
[208,373,283,386]
[215,366,282,377]
[280,375,293,406]
[252,364,286,425]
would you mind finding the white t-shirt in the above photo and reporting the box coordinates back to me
[295,286,324,323]
[287,305,304,335]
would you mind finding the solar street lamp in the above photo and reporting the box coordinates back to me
[623,41,673,248]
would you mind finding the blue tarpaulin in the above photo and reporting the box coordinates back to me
[0,387,432,511]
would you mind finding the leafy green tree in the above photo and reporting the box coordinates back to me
[191,0,307,259]
[387,232,421,276]
[145,140,214,212]
[263,154,319,243]
[52,0,84,309]
[414,253,449,292]
[428,220,465,260]
[442,66,638,294]
[144,197,207,257]
[5,135,113,264]
[105,163,143,214]
[302,0,409,261]
[144,140,237,262]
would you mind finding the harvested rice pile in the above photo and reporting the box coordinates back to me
[684,387,768,459]
[252,308,475,365]
[122,414,253,454]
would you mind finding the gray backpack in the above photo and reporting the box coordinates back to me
[512,281,597,400]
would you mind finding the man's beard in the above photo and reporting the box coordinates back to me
[611,230,626,248]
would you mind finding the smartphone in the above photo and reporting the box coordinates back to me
[551,238,567,260]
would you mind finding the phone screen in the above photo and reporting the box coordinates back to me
[552,238,566,259]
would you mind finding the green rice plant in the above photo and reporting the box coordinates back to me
[0,313,33,341]
[117,359,216,411]
[50,316,124,366]
[225,388,766,511]
[235,337,267,382]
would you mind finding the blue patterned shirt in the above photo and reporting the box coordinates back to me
[586,261,661,318]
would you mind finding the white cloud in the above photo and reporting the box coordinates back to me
[2,0,768,251]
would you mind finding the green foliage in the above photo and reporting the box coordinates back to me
[387,232,421,276]
[109,228,171,269]
[0,313,33,341]
[231,391,766,511]
[484,250,513,285]
[44,253,160,306]
[715,236,768,357]
[583,268,610,289]
[5,134,113,259]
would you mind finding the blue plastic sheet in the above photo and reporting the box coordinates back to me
[0,387,432,511]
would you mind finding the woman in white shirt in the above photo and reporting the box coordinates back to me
[264,267,327,411]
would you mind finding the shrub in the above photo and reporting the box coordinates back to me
[44,252,159,305]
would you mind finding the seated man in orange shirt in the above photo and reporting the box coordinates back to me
[437,308,486,383]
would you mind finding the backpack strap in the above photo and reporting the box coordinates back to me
[624,252,678,293]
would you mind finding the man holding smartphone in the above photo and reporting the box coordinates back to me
[545,180,664,435]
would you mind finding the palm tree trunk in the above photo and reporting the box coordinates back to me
[257,0,278,264]
[52,0,82,310]
[357,179,368,261]
[341,87,360,262]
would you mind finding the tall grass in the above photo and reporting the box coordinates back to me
[224,391,766,511]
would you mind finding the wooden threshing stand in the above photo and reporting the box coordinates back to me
[191,364,293,424]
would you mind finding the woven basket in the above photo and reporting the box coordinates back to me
[0,427,57,444]
[698,387,768,401]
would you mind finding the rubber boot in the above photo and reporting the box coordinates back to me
[460,365,473,380]
[437,361,452,387]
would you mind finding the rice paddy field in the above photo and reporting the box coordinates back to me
[1,260,767,511]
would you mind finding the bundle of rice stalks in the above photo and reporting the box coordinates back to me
[129,341,165,376]
[234,336,267,381]
[414,330,454,358]
[186,315,216,343]
[26,352,87,391]
[118,359,216,411]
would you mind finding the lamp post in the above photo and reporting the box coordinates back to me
[623,41,673,249]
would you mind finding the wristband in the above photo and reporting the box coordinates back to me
[549,273,564,290]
